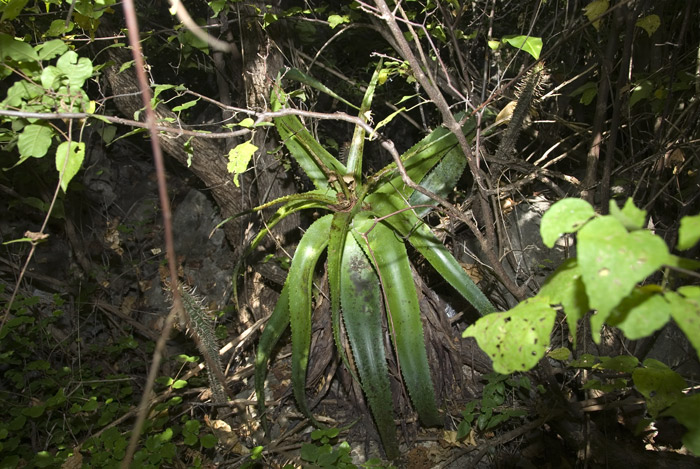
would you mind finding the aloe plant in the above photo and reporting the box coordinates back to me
[252,63,495,459]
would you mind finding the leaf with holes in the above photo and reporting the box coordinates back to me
[463,296,556,374]
[578,216,669,341]
[55,141,85,192]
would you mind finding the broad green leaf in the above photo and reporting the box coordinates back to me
[407,146,466,218]
[583,0,609,30]
[55,141,85,192]
[463,296,556,374]
[288,214,332,425]
[501,35,543,60]
[0,0,28,22]
[40,66,63,90]
[633,359,686,418]
[538,259,589,343]
[340,230,398,459]
[18,123,53,158]
[46,20,73,37]
[607,286,669,339]
[665,287,700,361]
[635,14,660,37]
[367,219,441,426]
[547,347,572,361]
[577,216,669,341]
[677,213,700,250]
[227,140,258,187]
[608,198,646,231]
[56,51,93,88]
[36,39,68,61]
[661,394,700,456]
[172,98,199,112]
[571,81,598,105]
[0,33,39,63]
[540,198,595,248]
[255,283,290,432]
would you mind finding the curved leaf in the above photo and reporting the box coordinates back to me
[271,86,346,190]
[255,283,290,433]
[365,218,441,427]
[340,230,398,459]
[288,214,333,424]
[366,193,495,315]
[346,61,381,181]
[407,146,466,218]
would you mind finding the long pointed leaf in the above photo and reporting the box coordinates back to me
[340,231,398,459]
[271,86,346,190]
[363,218,441,427]
[346,61,381,181]
[284,68,360,111]
[366,192,495,315]
[407,146,466,218]
[255,283,291,432]
[288,214,333,425]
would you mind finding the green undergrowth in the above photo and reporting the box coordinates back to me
[0,286,220,468]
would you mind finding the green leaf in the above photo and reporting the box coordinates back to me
[36,39,68,61]
[56,51,93,88]
[538,259,589,343]
[0,33,39,63]
[345,61,381,181]
[23,404,46,418]
[633,359,686,418]
[288,215,333,425]
[40,66,63,90]
[172,98,199,112]
[547,347,572,361]
[635,14,660,37]
[46,20,74,37]
[677,213,700,250]
[608,198,646,231]
[199,433,217,449]
[407,146,466,218]
[629,79,654,108]
[583,0,609,30]
[665,287,700,361]
[0,0,28,21]
[463,296,556,374]
[368,192,494,315]
[577,216,669,341]
[171,379,188,389]
[596,355,639,374]
[367,219,441,427]
[540,198,595,248]
[570,81,598,105]
[18,123,53,158]
[328,14,350,29]
[607,286,669,340]
[227,140,258,187]
[283,68,359,111]
[501,35,543,60]
[661,394,700,456]
[340,230,398,459]
[55,141,85,192]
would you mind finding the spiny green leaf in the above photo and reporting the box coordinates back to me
[463,296,556,374]
[288,214,333,425]
[345,61,381,181]
[407,146,466,218]
[540,198,595,248]
[367,219,441,427]
[340,230,398,459]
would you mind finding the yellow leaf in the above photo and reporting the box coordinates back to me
[636,14,660,37]
[494,101,517,126]
[583,0,609,31]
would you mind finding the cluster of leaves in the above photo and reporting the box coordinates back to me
[456,374,536,441]
[246,63,494,459]
[464,198,700,453]
[300,428,393,469]
[0,287,220,467]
